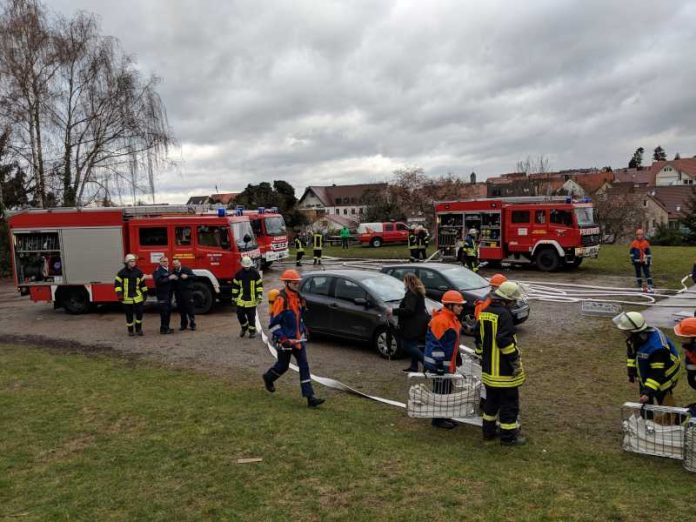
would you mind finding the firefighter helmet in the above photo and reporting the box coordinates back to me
[494,281,521,301]
[241,256,253,268]
[489,273,508,288]
[268,288,280,303]
[124,253,137,263]
[675,317,696,337]
[442,290,466,305]
[468,228,478,236]
[280,269,302,282]
[612,311,647,332]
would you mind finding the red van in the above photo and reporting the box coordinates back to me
[357,222,410,247]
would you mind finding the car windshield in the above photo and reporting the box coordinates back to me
[361,274,405,302]
[230,221,258,251]
[265,216,287,236]
[439,265,489,290]
[574,207,595,227]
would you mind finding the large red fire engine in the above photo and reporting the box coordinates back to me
[7,205,262,314]
[242,207,290,268]
[434,197,600,271]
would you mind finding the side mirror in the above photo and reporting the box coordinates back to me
[354,297,368,307]
[243,234,252,244]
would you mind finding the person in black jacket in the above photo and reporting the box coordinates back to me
[114,253,149,336]
[153,256,176,334]
[172,258,196,331]
[232,256,263,338]
[387,273,430,372]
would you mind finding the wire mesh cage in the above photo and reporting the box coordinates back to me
[684,417,696,473]
[407,372,481,419]
[621,402,690,460]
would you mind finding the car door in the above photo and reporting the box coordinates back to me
[300,275,334,334]
[396,223,409,243]
[330,277,373,340]
[383,223,395,243]
[417,268,451,301]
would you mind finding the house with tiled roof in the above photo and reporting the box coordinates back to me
[297,183,388,220]
[609,167,655,186]
[649,186,695,227]
[652,158,696,186]
[185,193,239,206]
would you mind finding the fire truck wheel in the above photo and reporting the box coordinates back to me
[374,327,402,358]
[535,248,560,272]
[60,286,91,315]
[190,282,214,314]
[261,260,273,270]
[568,257,583,269]
[370,237,383,248]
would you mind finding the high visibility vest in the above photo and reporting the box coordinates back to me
[313,234,323,250]
[294,237,305,252]
[408,233,418,249]
[115,267,148,304]
[477,306,526,388]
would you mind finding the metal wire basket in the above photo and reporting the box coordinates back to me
[683,417,696,472]
[621,402,690,460]
[407,372,481,419]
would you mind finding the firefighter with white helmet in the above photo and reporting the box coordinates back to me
[232,256,263,338]
[613,311,680,405]
[475,281,526,445]
[424,290,466,430]
[461,228,480,272]
[262,269,325,408]
[114,253,149,336]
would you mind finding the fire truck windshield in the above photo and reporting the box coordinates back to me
[264,216,287,236]
[231,221,258,251]
[574,207,595,227]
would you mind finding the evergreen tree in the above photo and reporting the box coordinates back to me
[680,187,696,244]
[653,146,667,161]
[628,147,644,168]
[675,152,681,160]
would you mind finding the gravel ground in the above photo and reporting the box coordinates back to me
[0,260,637,404]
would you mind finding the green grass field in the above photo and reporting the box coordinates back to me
[2,343,694,521]
[304,244,694,289]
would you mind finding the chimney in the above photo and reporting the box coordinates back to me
[470,172,476,184]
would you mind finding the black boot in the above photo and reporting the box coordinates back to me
[501,435,527,446]
[135,324,143,336]
[248,330,257,339]
[128,327,135,337]
[307,396,325,408]
[240,326,247,338]
[262,373,275,393]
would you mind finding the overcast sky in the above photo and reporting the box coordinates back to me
[50,0,696,203]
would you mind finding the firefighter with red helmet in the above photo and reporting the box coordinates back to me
[629,229,654,292]
[424,290,466,430]
[675,317,696,391]
[232,256,263,338]
[114,253,149,336]
[475,281,527,445]
[474,273,508,320]
[262,269,325,408]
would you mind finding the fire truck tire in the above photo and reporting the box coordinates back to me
[568,257,583,269]
[60,287,91,315]
[261,260,273,270]
[373,327,402,358]
[370,237,383,248]
[535,248,560,272]
[190,281,214,314]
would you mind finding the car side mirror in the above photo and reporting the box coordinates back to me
[354,297,368,307]
[243,234,252,244]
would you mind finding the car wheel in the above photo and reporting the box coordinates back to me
[61,286,91,315]
[535,248,560,272]
[190,282,214,314]
[568,257,582,269]
[374,327,401,358]
[370,237,382,248]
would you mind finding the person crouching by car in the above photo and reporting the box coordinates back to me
[387,273,430,372]
[424,290,466,430]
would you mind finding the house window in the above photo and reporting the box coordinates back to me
[351,208,356,215]
[335,208,340,214]
[643,200,647,207]
[335,198,341,205]
[343,197,349,204]
[359,208,363,214]
[343,208,347,215]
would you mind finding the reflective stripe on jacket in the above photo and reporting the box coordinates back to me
[424,307,461,373]
[475,301,525,388]
[313,233,323,250]
[408,233,418,249]
[463,235,478,257]
[232,267,263,307]
[631,328,680,395]
[269,288,306,347]
[294,237,305,252]
[115,266,148,304]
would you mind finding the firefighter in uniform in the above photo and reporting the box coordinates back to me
[312,231,323,265]
[232,256,263,338]
[613,311,680,405]
[415,226,429,261]
[475,281,526,445]
[462,228,480,272]
[474,273,508,320]
[294,234,305,267]
[172,257,196,331]
[629,229,654,292]
[262,269,325,408]
[114,253,149,336]
[153,256,175,334]
[424,290,466,430]
[407,226,419,262]
[674,317,696,391]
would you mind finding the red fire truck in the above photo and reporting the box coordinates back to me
[7,205,261,314]
[434,197,600,271]
[242,207,290,268]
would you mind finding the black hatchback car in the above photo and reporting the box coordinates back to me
[380,263,530,334]
[300,270,440,358]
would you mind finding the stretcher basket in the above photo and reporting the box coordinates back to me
[407,371,481,419]
[621,402,690,460]
[683,417,696,473]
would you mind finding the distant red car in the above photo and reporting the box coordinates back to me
[357,221,410,247]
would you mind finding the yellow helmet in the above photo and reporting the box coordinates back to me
[494,281,521,301]
[612,311,647,332]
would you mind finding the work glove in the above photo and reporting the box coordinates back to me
[510,359,522,377]
[627,366,637,383]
